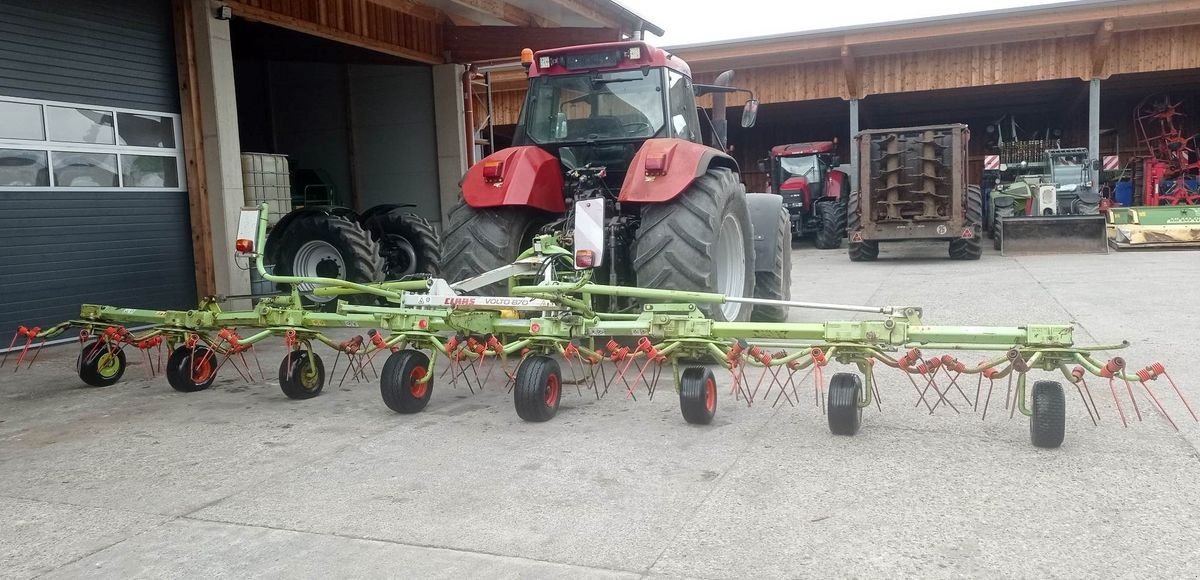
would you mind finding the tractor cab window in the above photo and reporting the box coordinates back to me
[666,70,700,142]
[519,69,666,145]
[777,155,819,181]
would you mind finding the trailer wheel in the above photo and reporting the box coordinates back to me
[165,346,218,392]
[278,350,325,400]
[948,185,983,260]
[1030,380,1066,448]
[812,199,846,250]
[274,214,385,310]
[78,341,126,387]
[363,209,441,278]
[380,349,432,414]
[751,207,791,323]
[679,366,717,425]
[442,197,549,294]
[513,355,561,422]
[827,372,863,435]
[846,188,879,261]
[635,167,755,321]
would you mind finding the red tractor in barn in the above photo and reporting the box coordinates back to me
[763,142,850,248]
[441,41,793,322]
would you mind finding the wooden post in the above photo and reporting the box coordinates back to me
[172,0,216,298]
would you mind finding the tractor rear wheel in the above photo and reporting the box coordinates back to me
[948,185,983,260]
[441,197,549,294]
[993,197,1017,252]
[846,188,879,262]
[363,209,441,279]
[812,199,846,250]
[751,206,791,323]
[274,214,385,310]
[634,167,755,322]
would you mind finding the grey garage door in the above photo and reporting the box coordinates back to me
[0,0,195,352]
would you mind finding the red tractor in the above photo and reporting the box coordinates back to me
[763,142,850,248]
[441,41,793,322]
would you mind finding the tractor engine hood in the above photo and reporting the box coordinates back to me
[779,176,810,192]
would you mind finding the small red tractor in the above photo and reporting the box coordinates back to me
[761,142,850,248]
[441,41,794,322]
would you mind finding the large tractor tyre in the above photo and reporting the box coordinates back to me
[634,167,755,322]
[992,197,1018,252]
[273,214,386,310]
[846,188,879,262]
[948,185,983,261]
[363,209,441,279]
[812,199,846,250]
[751,207,792,323]
[441,197,549,295]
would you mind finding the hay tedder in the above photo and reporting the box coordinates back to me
[6,203,1195,449]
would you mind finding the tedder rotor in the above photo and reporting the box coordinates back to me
[6,204,1195,450]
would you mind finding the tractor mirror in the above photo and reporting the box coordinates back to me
[757,159,768,173]
[554,112,568,140]
[573,198,605,269]
[741,99,759,128]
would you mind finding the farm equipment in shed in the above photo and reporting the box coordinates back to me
[761,141,850,248]
[989,148,1107,255]
[7,203,1194,450]
[848,124,982,261]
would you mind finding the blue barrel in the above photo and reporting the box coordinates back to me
[1114,181,1133,207]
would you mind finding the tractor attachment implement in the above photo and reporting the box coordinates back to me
[8,205,1192,449]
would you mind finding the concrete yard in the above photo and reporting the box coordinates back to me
[3,243,1199,579]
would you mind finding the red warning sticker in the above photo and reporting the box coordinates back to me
[961,227,974,239]
[851,231,864,242]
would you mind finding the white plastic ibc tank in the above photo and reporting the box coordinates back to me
[241,153,292,225]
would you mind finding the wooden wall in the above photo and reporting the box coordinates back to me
[227,0,443,64]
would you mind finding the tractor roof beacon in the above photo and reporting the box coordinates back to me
[441,41,790,323]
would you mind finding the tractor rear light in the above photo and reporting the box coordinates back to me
[645,155,667,176]
[235,239,254,254]
[483,160,504,182]
[575,249,595,268]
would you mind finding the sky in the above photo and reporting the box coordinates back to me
[615,0,1079,46]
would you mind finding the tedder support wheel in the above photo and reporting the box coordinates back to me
[273,214,386,311]
[1030,380,1066,448]
[364,209,442,278]
[165,345,218,393]
[278,350,326,400]
[751,206,792,323]
[948,185,983,260]
[827,372,863,436]
[846,188,879,262]
[441,197,548,295]
[812,199,847,250]
[78,341,126,387]
[513,355,562,422]
[634,167,755,322]
[380,349,433,414]
[679,366,717,425]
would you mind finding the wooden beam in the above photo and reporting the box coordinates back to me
[544,0,621,29]
[172,0,215,298]
[447,0,557,27]
[225,1,444,64]
[367,0,443,23]
[445,25,614,62]
[1091,19,1115,79]
[841,45,858,100]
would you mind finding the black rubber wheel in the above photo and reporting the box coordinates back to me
[679,366,718,425]
[513,355,561,422]
[278,350,326,400]
[846,188,879,262]
[165,345,218,392]
[992,196,1017,252]
[380,349,433,414]
[441,197,549,294]
[1030,380,1066,448]
[273,214,386,311]
[634,167,755,322]
[363,209,441,279]
[812,199,846,250]
[948,185,983,260]
[77,341,126,387]
[827,372,863,436]
[751,207,792,323]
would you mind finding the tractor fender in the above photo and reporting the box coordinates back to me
[745,193,785,273]
[826,169,848,201]
[358,204,417,223]
[264,206,355,263]
[461,146,565,213]
[618,138,739,203]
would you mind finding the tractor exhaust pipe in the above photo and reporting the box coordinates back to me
[711,70,734,150]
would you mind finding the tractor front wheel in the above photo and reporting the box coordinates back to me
[813,199,846,250]
[363,209,441,279]
[634,167,755,322]
[948,185,983,260]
